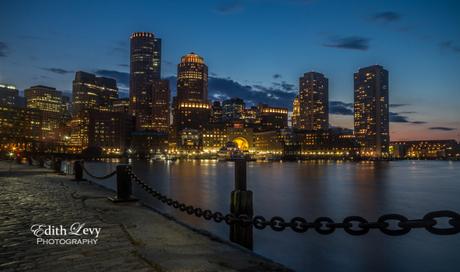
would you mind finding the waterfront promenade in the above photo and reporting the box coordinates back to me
[0,161,289,271]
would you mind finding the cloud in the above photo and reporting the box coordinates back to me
[94,69,129,87]
[429,127,457,131]
[372,11,401,22]
[118,64,129,68]
[273,74,282,79]
[440,41,460,54]
[41,67,73,74]
[323,36,370,51]
[389,112,410,123]
[166,75,296,108]
[214,1,243,13]
[330,101,353,115]
[390,103,409,108]
[272,81,296,92]
[0,42,8,57]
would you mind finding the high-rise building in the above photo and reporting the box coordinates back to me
[176,53,208,102]
[173,53,210,133]
[72,71,118,114]
[292,96,300,128]
[222,98,245,123]
[129,32,162,130]
[298,72,329,130]
[0,83,19,107]
[354,65,389,157]
[210,101,223,123]
[71,71,119,149]
[151,79,170,132]
[24,85,66,142]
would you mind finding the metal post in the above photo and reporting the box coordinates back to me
[230,159,253,249]
[73,160,84,181]
[54,158,62,174]
[109,165,137,202]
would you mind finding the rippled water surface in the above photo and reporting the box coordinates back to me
[83,160,460,272]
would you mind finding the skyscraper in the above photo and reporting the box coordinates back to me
[72,71,118,115]
[222,98,245,123]
[71,71,119,149]
[129,32,162,130]
[173,53,210,132]
[24,85,66,142]
[354,65,389,157]
[176,53,208,102]
[291,96,300,129]
[298,72,329,130]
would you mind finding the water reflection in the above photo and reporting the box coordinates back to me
[84,160,460,272]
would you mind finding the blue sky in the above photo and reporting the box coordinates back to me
[0,0,459,140]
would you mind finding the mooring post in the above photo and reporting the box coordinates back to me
[54,158,62,174]
[38,157,44,168]
[230,159,253,250]
[109,165,137,202]
[73,160,84,181]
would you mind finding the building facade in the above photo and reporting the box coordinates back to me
[72,71,118,115]
[0,83,19,107]
[173,53,210,137]
[129,32,162,130]
[354,65,389,157]
[176,53,208,102]
[298,72,329,130]
[24,85,67,142]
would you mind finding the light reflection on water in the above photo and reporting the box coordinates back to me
[83,160,460,272]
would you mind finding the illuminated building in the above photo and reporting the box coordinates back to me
[112,98,130,113]
[257,104,288,131]
[210,101,223,123]
[354,65,389,157]
[129,79,171,132]
[242,106,259,127]
[173,53,211,137]
[72,71,118,114]
[222,98,245,122]
[129,32,162,130]
[177,52,208,102]
[179,129,202,151]
[291,96,300,128]
[0,83,19,107]
[298,72,329,130]
[0,107,42,151]
[71,72,119,150]
[173,100,211,131]
[24,85,67,142]
[202,125,227,152]
[88,111,132,155]
[390,140,457,159]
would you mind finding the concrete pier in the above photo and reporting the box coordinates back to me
[0,161,290,271]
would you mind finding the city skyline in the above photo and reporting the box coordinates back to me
[1,0,459,141]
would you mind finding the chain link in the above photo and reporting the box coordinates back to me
[83,167,117,180]
[127,167,460,236]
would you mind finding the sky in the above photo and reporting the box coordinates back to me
[0,0,459,141]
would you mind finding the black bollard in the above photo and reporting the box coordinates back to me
[28,157,33,166]
[73,160,84,181]
[54,159,62,173]
[230,159,253,250]
[38,158,44,168]
[109,165,138,202]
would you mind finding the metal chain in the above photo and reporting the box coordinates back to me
[82,167,117,180]
[127,167,460,236]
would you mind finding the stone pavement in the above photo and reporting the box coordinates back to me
[0,161,290,272]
